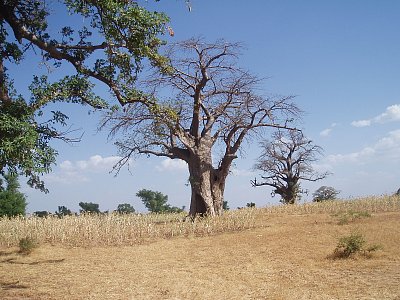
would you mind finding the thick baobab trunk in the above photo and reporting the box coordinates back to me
[187,148,227,217]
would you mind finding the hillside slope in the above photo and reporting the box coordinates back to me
[1,201,400,299]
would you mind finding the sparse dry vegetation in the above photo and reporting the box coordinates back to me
[0,209,258,247]
[1,195,399,299]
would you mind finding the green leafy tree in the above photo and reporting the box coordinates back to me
[78,201,100,214]
[246,202,256,208]
[312,186,340,202]
[136,189,183,213]
[223,201,229,210]
[0,0,170,191]
[55,205,73,217]
[0,173,27,217]
[34,211,50,217]
[166,206,184,213]
[116,203,135,214]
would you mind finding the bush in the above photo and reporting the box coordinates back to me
[19,237,38,255]
[332,232,382,259]
[334,210,371,225]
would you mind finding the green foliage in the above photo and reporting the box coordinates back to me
[0,174,27,217]
[223,201,230,210]
[333,232,382,259]
[313,186,340,202]
[136,189,183,213]
[334,210,371,225]
[19,237,38,255]
[1,0,170,192]
[116,203,135,214]
[56,205,73,217]
[246,202,256,208]
[0,99,57,192]
[78,202,100,214]
[34,211,50,218]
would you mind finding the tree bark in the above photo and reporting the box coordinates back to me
[187,141,227,217]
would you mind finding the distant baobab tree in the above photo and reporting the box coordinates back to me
[252,129,329,204]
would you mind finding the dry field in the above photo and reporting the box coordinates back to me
[1,196,400,299]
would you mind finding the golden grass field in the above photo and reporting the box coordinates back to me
[1,196,399,299]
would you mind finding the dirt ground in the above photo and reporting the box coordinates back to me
[1,211,399,299]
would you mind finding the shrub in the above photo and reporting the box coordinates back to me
[332,232,382,259]
[19,237,38,255]
[334,210,371,225]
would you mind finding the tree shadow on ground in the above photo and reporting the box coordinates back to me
[1,258,65,265]
[0,280,29,290]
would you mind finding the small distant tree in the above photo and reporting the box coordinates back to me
[34,211,50,218]
[55,206,72,217]
[312,186,340,202]
[136,189,183,213]
[223,201,230,211]
[0,173,27,217]
[78,202,100,214]
[252,130,329,204]
[246,202,256,208]
[167,206,184,213]
[116,203,136,214]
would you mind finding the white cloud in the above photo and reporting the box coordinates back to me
[327,147,375,164]
[320,128,332,137]
[156,158,187,172]
[351,120,371,127]
[351,104,400,127]
[46,155,125,184]
[326,129,400,165]
[231,168,255,177]
[73,155,122,172]
[320,123,337,137]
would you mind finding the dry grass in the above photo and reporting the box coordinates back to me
[1,195,399,299]
[0,209,257,247]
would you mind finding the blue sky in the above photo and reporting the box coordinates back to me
[12,0,400,213]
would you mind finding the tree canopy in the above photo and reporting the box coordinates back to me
[136,189,183,213]
[252,129,329,204]
[103,38,300,216]
[78,201,100,213]
[116,203,135,214]
[312,186,340,202]
[0,0,170,191]
[0,173,27,217]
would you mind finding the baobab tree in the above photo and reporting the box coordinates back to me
[252,129,329,204]
[103,38,300,216]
